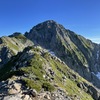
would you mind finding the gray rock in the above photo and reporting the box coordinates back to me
[3,94,22,100]
[22,95,30,100]
[44,94,51,99]
[29,89,37,97]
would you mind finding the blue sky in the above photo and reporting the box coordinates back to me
[0,0,100,43]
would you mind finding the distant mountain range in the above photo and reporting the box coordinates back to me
[0,20,100,100]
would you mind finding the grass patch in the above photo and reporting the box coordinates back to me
[65,79,93,100]
[23,78,41,92]
[15,34,27,43]
[42,82,55,92]
[7,42,19,51]
[20,53,45,80]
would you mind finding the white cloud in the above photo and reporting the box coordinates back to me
[87,37,100,44]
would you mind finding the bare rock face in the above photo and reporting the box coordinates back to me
[8,83,21,95]
[0,46,13,67]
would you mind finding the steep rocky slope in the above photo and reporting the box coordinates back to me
[0,33,34,68]
[25,20,100,88]
[0,46,100,100]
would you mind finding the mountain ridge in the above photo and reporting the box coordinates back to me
[0,20,100,100]
[25,20,100,88]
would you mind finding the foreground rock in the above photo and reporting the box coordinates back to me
[0,78,72,100]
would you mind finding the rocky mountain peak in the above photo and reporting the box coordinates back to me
[25,20,100,89]
[25,20,67,49]
[34,20,59,27]
[0,20,100,100]
[31,20,59,31]
[29,20,63,37]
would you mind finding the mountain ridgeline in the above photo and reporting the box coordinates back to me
[0,20,100,100]
[25,20,100,88]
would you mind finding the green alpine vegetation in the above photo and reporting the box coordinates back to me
[0,46,97,100]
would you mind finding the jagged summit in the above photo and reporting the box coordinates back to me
[29,20,60,31]
[34,20,59,26]
[41,20,58,24]
[25,20,65,35]
[25,20,69,49]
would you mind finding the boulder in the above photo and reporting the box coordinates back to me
[13,83,21,91]
[44,94,51,100]
[29,89,37,97]
[23,95,30,100]
[8,88,19,95]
